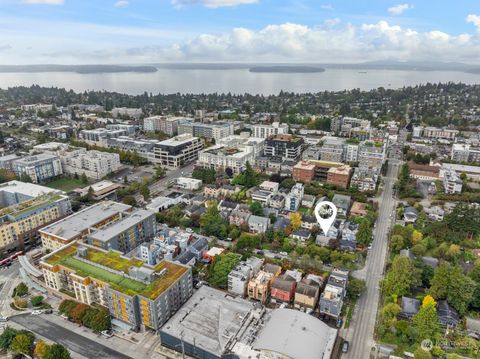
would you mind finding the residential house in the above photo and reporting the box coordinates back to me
[404,207,418,223]
[248,270,274,304]
[291,229,311,243]
[301,215,317,230]
[301,194,316,209]
[437,300,460,327]
[228,256,264,297]
[268,194,285,209]
[319,269,348,319]
[248,215,270,234]
[270,275,297,304]
[229,210,251,226]
[332,194,352,217]
[204,185,220,198]
[294,274,323,310]
[399,296,420,320]
[218,200,238,213]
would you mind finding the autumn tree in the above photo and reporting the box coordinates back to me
[10,333,34,356]
[289,212,302,231]
[382,256,420,298]
[34,340,48,358]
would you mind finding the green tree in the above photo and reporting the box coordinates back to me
[356,218,372,246]
[30,295,44,307]
[382,256,420,298]
[192,168,216,184]
[139,184,150,201]
[19,172,33,183]
[429,263,475,315]
[249,201,264,216]
[413,296,439,342]
[0,327,18,351]
[80,172,88,184]
[231,161,258,188]
[14,282,28,297]
[413,348,432,359]
[390,234,405,252]
[122,195,137,206]
[34,339,48,358]
[200,202,228,238]
[379,303,401,332]
[347,278,366,300]
[10,333,34,356]
[44,344,71,359]
[208,253,241,288]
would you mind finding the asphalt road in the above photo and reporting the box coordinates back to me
[10,314,132,359]
[344,159,401,359]
[149,162,196,196]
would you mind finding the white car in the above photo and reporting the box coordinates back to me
[101,330,114,338]
[0,316,8,322]
[31,310,43,315]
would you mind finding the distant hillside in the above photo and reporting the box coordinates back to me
[0,65,158,74]
[249,66,325,73]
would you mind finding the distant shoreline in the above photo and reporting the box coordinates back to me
[249,66,325,73]
[0,65,158,74]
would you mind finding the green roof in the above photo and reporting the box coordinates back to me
[0,193,62,217]
[45,243,188,300]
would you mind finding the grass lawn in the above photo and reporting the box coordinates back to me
[46,177,85,192]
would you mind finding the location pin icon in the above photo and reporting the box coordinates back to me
[314,201,338,236]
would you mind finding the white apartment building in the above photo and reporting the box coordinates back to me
[443,170,463,194]
[451,143,480,163]
[415,126,459,140]
[79,128,127,146]
[152,134,203,168]
[252,122,289,139]
[13,154,63,184]
[198,145,255,174]
[60,149,121,180]
[228,257,263,297]
[176,177,202,190]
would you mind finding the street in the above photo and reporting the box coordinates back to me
[10,314,133,359]
[343,159,400,359]
[149,162,196,196]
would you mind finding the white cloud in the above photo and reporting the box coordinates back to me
[467,14,480,30]
[388,3,413,16]
[320,4,333,10]
[114,1,129,8]
[171,0,258,8]
[21,0,64,4]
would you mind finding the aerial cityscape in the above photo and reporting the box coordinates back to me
[1,1,480,359]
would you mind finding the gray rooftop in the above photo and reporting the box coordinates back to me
[40,201,131,240]
[253,308,337,359]
[88,209,153,242]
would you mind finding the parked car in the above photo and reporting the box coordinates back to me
[43,309,53,314]
[342,341,349,353]
[101,330,114,338]
[0,316,8,322]
[31,310,43,315]
[60,314,68,320]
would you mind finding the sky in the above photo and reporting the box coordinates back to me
[0,0,480,64]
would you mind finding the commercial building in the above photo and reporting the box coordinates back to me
[39,201,149,252]
[293,161,316,184]
[176,177,202,190]
[152,134,203,168]
[0,181,71,250]
[107,137,158,163]
[75,180,121,200]
[422,126,459,140]
[160,286,337,359]
[252,122,289,139]
[451,143,480,163]
[12,154,63,183]
[79,128,128,146]
[326,165,353,189]
[143,116,183,136]
[264,134,304,161]
[443,170,463,194]
[40,242,192,331]
[407,161,440,181]
[60,149,121,180]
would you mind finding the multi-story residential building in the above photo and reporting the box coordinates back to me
[326,165,352,189]
[0,181,71,250]
[451,143,480,163]
[107,137,158,163]
[178,120,234,141]
[344,143,359,162]
[111,107,143,118]
[264,134,304,161]
[285,183,304,211]
[228,256,263,297]
[247,270,274,304]
[60,149,121,180]
[294,274,323,310]
[152,134,203,168]
[319,269,348,319]
[143,116,182,136]
[320,137,345,163]
[358,142,385,169]
[79,128,128,146]
[350,168,378,192]
[252,122,289,139]
[422,126,459,140]
[40,242,192,331]
[197,144,255,174]
[0,154,20,171]
[13,154,63,183]
[270,273,297,304]
[443,170,463,194]
[39,201,149,252]
[293,161,316,184]
[105,124,136,136]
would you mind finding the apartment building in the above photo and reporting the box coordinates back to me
[40,201,137,251]
[320,137,345,162]
[350,168,378,192]
[252,122,289,139]
[105,124,136,136]
[422,127,459,140]
[285,183,304,211]
[326,165,353,189]
[443,170,463,194]
[107,137,158,163]
[152,134,203,168]
[143,116,182,136]
[178,120,234,141]
[0,154,20,171]
[293,161,316,184]
[197,144,255,174]
[264,134,304,161]
[60,149,121,180]
[13,154,63,183]
[247,270,274,304]
[451,143,480,163]
[0,181,71,250]
[319,269,348,319]
[358,142,385,169]
[227,256,263,297]
[79,128,128,146]
[40,242,192,331]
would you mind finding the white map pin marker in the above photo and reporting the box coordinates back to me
[314,201,337,236]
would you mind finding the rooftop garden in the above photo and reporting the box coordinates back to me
[0,193,62,217]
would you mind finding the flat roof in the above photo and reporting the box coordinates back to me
[89,209,153,242]
[40,201,131,241]
[253,309,337,359]
[160,286,258,357]
[158,134,198,146]
[0,180,60,198]
[43,242,188,299]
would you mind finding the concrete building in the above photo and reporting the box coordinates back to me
[248,270,275,303]
[319,269,348,319]
[228,256,264,297]
[264,134,304,161]
[326,165,352,189]
[152,134,203,168]
[252,122,289,139]
[79,128,128,146]
[0,181,71,250]
[451,143,480,163]
[60,149,121,180]
[105,124,136,136]
[320,137,345,162]
[143,116,182,136]
[358,142,385,169]
[107,137,158,163]
[12,154,63,183]
[40,201,139,251]
[40,242,192,331]
[422,127,459,140]
[0,154,20,171]
[198,144,255,174]
[176,177,202,190]
[285,183,304,211]
[443,170,463,194]
[178,120,234,141]
[293,161,316,184]
[75,180,121,200]
[407,161,440,180]
[350,167,378,192]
